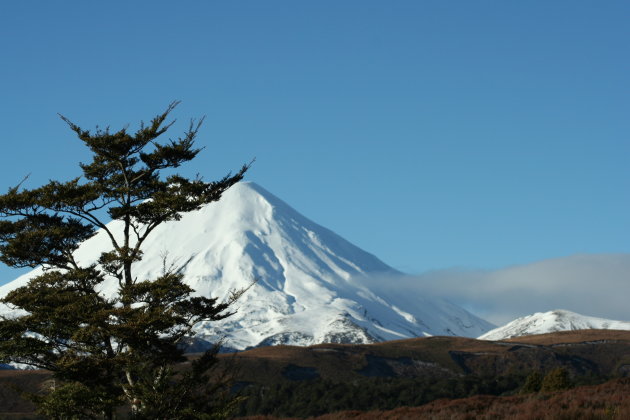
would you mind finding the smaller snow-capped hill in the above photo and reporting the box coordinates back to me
[478,310,630,341]
[0,182,494,349]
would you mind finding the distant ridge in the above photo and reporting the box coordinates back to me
[0,182,493,349]
[479,309,630,341]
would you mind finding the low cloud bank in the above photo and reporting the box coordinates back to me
[364,254,630,326]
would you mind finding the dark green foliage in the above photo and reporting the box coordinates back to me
[232,365,611,418]
[521,368,575,395]
[126,348,245,420]
[30,381,118,420]
[0,102,250,419]
[234,374,528,418]
[520,371,543,394]
[541,367,572,392]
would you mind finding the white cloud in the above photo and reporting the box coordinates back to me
[364,254,630,326]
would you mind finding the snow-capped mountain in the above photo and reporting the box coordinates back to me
[478,309,630,341]
[0,182,493,349]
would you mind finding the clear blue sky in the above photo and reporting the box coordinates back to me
[1,1,628,285]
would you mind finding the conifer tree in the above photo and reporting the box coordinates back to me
[0,102,250,419]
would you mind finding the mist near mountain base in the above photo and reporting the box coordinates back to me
[360,253,630,326]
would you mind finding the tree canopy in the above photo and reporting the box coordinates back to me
[0,102,250,419]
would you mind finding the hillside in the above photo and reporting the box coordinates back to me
[242,378,630,419]
[226,330,630,417]
[3,330,630,418]
[227,329,630,383]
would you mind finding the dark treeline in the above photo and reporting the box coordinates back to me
[233,370,609,418]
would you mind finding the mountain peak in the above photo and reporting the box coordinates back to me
[479,309,630,341]
[1,182,493,350]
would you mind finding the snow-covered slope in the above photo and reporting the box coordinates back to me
[0,182,493,349]
[478,309,630,341]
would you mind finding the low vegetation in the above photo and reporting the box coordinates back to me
[2,330,630,418]
[233,365,611,417]
[266,378,630,420]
